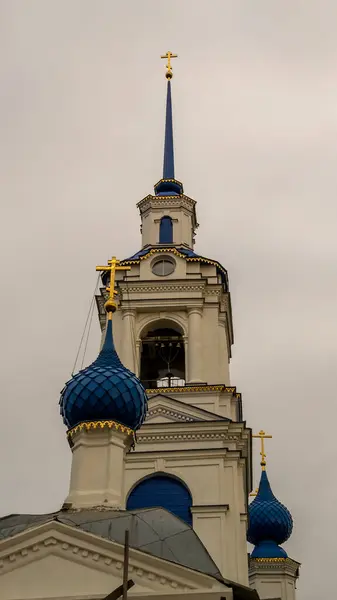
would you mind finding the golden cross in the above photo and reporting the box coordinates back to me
[252,430,272,470]
[161,51,178,79]
[96,257,131,316]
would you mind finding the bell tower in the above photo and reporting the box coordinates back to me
[95,54,251,586]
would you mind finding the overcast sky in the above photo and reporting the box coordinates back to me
[1,2,337,599]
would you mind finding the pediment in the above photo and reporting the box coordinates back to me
[0,521,227,600]
[145,394,225,424]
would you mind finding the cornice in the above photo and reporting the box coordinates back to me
[147,406,201,423]
[249,556,300,577]
[145,385,240,397]
[136,422,249,448]
[137,194,196,211]
[119,282,206,294]
[146,398,224,424]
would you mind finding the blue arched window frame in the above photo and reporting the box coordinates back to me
[126,472,192,526]
[159,216,173,244]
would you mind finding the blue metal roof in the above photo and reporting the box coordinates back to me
[154,78,183,196]
[60,319,147,431]
[247,470,293,559]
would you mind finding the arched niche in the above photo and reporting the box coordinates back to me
[159,216,173,244]
[126,473,193,526]
[139,319,186,389]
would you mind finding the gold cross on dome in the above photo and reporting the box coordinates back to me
[253,430,272,471]
[161,51,178,78]
[96,257,131,316]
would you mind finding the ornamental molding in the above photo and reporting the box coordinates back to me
[136,431,242,445]
[0,523,199,590]
[146,395,223,423]
[119,283,206,294]
[147,406,202,423]
[145,385,240,396]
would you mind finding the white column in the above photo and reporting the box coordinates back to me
[187,307,203,383]
[122,310,136,373]
[65,427,132,509]
[135,340,141,378]
[218,314,230,385]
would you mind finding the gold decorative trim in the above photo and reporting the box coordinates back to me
[67,420,134,439]
[154,177,183,186]
[253,558,287,563]
[145,385,238,395]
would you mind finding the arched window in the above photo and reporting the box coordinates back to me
[159,216,173,244]
[139,322,185,389]
[127,474,192,526]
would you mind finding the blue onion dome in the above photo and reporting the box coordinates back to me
[60,318,147,432]
[247,470,293,559]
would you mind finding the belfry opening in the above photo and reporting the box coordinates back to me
[140,321,185,389]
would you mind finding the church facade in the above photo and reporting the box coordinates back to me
[0,55,300,600]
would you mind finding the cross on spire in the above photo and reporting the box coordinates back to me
[253,430,272,471]
[161,51,178,79]
[96,257,130,317]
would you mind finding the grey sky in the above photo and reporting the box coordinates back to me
[1,2,336,599]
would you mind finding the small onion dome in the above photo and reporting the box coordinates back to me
[60,319,147,431]
[247,470,293,559]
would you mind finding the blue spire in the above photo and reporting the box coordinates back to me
[59,317,148,431]
[154,79,183,196]
[247,470,293,559]
[163,80,175,179]
[93,318,123,369]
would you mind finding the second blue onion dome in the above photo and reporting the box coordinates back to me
[60,318,148,431]
[247,470,293,559]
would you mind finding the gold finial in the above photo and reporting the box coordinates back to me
[250,488,258,498]
[253,430,272,471]
[161,51,178,80]
[96,257,131,318]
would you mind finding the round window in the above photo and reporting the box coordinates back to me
[151,257,176,277]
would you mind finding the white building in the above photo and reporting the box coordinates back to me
[0,56,300,600]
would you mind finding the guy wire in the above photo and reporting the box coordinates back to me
[71,273,100,376]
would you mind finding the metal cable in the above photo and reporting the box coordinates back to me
[71,274,100,376]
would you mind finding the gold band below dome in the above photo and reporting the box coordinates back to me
[67,420,135,439]
[252,558,287,563]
